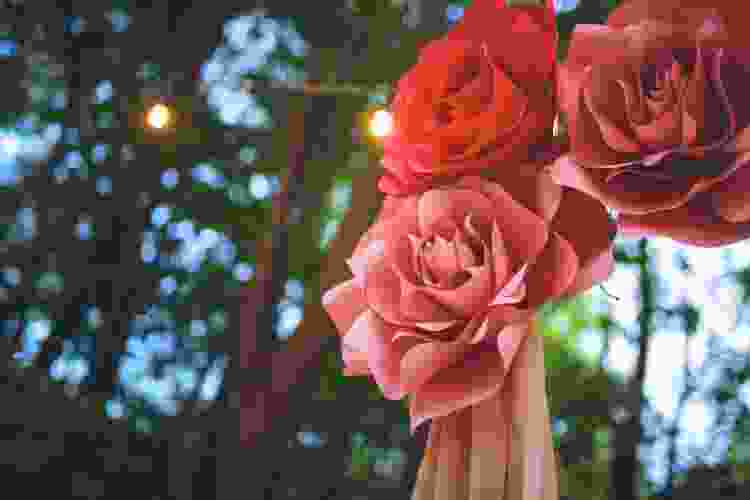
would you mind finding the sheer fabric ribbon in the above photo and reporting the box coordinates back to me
[412,319,558,500]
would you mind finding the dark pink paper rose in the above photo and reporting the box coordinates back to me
[378,0,558,195]
[551,2,750,246]
[322,175,614,430]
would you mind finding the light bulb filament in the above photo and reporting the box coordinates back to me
[147,104,171,129]
[369,109,393,138]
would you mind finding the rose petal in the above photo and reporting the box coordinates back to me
[682,103,699,146]
[389,232,423,286]
[583,67,642,153]
[363,257,416,327]
[710,155,750,223]
[408,234,426,283]
[619,194,750,247]
[549,154,702,215]
[396,93,555,179]
[571,83,635,165]
[681,52,707,134]
[524,232,579,307]
[322,280,368,336]
[346,310,408,400]
[558,60,589,121]
[400,280,459,322]
[351,197,419,266]
[378,171,410,196]
[342,346,371,376]
[490,263,529,306]
[632,104,683,147]
[360,210,426,289]
[467,304,515,344]
[446,62,526,160]
[471,304,535,345]
[564,24,630,79]
[482,170,563,223]
[454,226,479,269]
[392,329,435,343]
[491,220,511,289]
[722,48,750,135]
[551,188,615,272]
[417,187,496,240]
[399,339,473,395]
[462,212,484,248]
[423,234,462,285]
[563,247,615,297]
[450,0,557,84]
[440,54,494,116]
[347,240,385,280]
[379,142,436,196]
[422,262,494,318]
[342,311,377,353]
[559,24,641,164]
[380,192,418,221]
[459,177,549,263]
[607,1,736,41]
[414,320,460,332]
[468,316,498,346]
[409,345,505,432]
[681,41,737,156]
[730,125,750,153]
[434,57,526,164]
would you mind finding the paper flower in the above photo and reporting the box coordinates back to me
[378,0,558,195]
[552,1,750,246]
[322,175,614,430]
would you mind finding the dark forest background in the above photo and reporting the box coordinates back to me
[1,0,750,498]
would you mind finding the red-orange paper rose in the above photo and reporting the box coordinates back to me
[552,0,750,246]
[379,0,558,195]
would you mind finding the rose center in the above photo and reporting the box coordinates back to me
[412,228,482,289]
[640,51,678,99]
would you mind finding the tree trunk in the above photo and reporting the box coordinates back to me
[222,3,456,498]
[406,0,451,37]
[610,239,654,500]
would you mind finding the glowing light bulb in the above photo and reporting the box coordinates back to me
[369,109,393,138]
[146,103,171,129]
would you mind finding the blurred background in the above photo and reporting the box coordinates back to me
[1,0,749,498]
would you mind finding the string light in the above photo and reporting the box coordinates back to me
[146,103,172,129]
[241,78,389,97]
[369,109,393,138]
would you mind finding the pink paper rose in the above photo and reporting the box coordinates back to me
[323,175,614,429]
[551,1,750,246]
[378,0,558,195]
